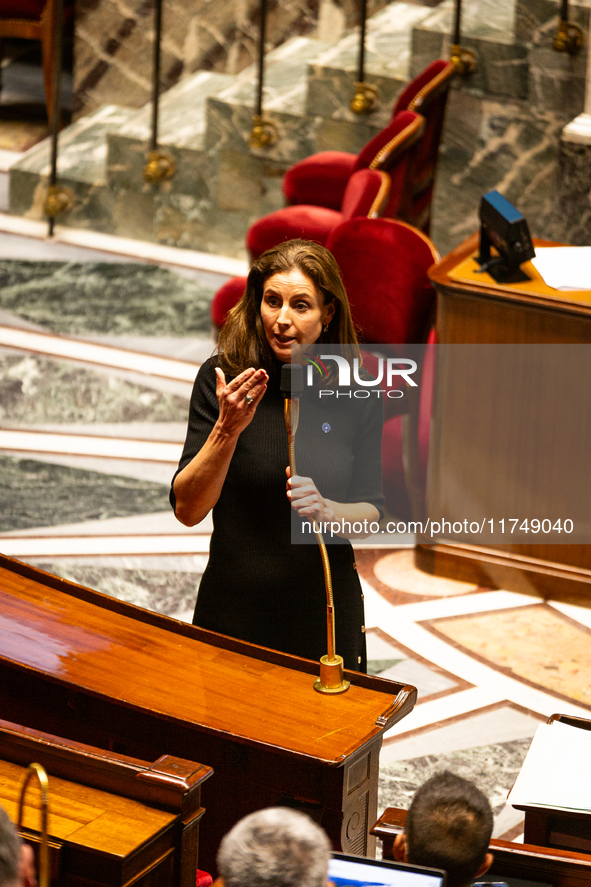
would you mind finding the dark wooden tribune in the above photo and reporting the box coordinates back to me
[0,554,417,873]
[419,234,591,602]
[0,718,212,887]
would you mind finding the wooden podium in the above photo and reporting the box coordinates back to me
[417,234,591,601]
[0,554,417,873]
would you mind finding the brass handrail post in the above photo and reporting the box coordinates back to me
[350,0,379,113]
[143,0,175,184]
[249,0,278,148]
[553,0,583,55]
[450,0,477,74]
[44,0,73,234]
[17,763,50,887]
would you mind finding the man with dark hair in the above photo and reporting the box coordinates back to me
[393,772,494,887]
[0,805,35,887]
[216,807,330,887]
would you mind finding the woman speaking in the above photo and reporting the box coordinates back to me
[170,240,383,671]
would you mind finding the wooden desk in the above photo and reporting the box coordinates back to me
[0,718,211,887]
[417,235,591,601]
[372,807,591,887]
[512,714,591,854]
[0,554,417,873]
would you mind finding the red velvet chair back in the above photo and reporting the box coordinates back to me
[326,217,439,345]
[391,60,455,233]
[340,168,390,220]
[351,110,425,223]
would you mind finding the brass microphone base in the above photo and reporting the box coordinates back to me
[314,654,351,694]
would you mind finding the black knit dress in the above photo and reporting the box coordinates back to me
[170,358,384,672]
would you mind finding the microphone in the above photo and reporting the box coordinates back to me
[280,363,304,442]
[280,363,350,696]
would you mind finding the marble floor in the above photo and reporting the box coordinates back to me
[1,238,590,852]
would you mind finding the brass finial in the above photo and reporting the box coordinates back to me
[43,185,74,219]
[249,115,279,149]
[553,20,584,54]
[450,44,478,75]
[143,150,176,184]
[350,81,380,114]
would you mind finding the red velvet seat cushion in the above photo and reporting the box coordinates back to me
[0,0,46,17]
[210,276,247,330]
[282,151,357,210]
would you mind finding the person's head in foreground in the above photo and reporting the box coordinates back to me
[0,806,35,887]
[217,807,331,887]
[393,772,494,887]
[218,239,359,375]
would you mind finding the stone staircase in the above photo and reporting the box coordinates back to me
[8,0,589,259]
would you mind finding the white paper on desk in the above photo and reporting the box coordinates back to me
[508,721,591,811]
[532,247,591,290]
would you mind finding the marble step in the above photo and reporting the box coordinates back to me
[411,0,529,99]
[106,70,234,194]
[412,0,587,112]
[202,35,374,167]
[515,0,591,44]
[10,105,136,221]
[306,3,435,128]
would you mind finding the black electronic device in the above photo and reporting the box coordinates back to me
[477,190,535,283]
[329,852,447,887]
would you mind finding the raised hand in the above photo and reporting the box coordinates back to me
[215,366,268,436]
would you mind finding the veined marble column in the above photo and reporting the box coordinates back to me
[556,20,591,243]
[562,24,591,143]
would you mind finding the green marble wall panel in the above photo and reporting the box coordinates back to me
[528,47,586,116]
[430,87,568,254]
[554,138,591,245]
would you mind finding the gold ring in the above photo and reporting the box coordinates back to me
[244,393,254,404]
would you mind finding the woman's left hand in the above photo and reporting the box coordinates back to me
[286,466,334,523]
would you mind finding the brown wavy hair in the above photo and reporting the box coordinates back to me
[217,239,360,376]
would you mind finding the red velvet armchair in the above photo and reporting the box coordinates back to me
[246,110,423,259]
[324,217,439,517]
[282,59,455,233]
[0,0,70,122]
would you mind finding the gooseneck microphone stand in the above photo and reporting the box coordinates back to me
[281,364,350,695]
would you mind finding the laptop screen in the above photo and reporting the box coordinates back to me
[329,852,447,887]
